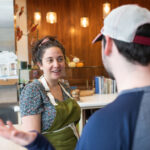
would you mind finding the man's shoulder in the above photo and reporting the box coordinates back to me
[76,91,146,150]
[81,90,145,138]
[92,91,144,118]
[82,90,146,137]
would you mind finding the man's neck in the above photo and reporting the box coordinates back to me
[116,65,150,92]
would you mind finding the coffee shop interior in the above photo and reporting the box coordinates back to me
[0,0,150,149]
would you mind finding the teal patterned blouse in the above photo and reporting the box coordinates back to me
[19,79,71,132]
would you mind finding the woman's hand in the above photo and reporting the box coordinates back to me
[0,119,37,146]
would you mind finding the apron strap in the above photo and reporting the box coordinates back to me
[40,75,73,105]
[69,123,79,139]
[59,82,73,99]
[40,75,49,91]
[42,123,79,140]
[40,76,58,106]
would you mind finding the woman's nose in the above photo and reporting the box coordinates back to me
[53,60,59,67]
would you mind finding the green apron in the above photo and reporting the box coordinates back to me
[40,76,81,150]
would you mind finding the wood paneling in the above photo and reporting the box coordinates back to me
[27,0,104,67]
[65,66,108,89]
[26,0,150,82]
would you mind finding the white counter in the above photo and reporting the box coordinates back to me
[78,93,118,109]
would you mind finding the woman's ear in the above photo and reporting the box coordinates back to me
[104,36,113,56]
[37,62,42,70]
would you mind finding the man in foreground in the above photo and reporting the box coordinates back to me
[76,4,150,150]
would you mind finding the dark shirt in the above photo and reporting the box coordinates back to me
[76,86,150,150]
[25,132,55,150]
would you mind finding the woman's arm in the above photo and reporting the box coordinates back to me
[21,114,41,132]
[20,82,44,133]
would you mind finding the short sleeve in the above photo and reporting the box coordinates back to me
[19,82,44,117]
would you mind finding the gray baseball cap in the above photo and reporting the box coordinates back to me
[93,4,150,46]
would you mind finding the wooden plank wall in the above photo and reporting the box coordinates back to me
[27,0,150,66]
[26,0,150,87]
[27,0,104,66]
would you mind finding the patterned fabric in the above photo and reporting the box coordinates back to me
[19,79,71,131]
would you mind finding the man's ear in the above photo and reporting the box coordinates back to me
[104,36,113,56]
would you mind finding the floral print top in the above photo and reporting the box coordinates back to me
[19,79,71,132]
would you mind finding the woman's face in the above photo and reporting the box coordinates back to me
[38,46,65,81]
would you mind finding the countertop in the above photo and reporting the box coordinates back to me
[78,93,118,109]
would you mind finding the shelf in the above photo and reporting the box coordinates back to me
[0,79,18,85]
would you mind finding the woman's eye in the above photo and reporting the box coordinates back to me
[57,57,64,62]
[47,59,53,63]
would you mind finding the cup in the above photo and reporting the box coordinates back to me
[20,61,27,69]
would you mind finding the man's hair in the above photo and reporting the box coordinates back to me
[112,24,150,66]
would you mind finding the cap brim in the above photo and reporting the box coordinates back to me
[92,33,103,44]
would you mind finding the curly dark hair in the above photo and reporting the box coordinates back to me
[32,36,66,64]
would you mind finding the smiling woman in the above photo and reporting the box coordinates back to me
[38,46,66,82]
[19,36,81,150]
